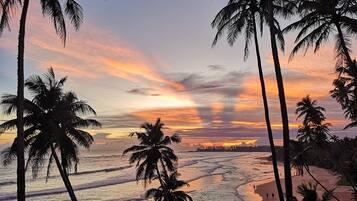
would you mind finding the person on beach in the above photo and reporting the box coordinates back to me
[266,193,269,199]
[272,193,274,199]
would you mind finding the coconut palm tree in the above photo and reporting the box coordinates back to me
[0,1,83,199]
[283,0,357,66]
[297,182,333,201]
[296,96,326,125]
[145,172,193,201]
[296,96,332,146]
[267,0,295,199]
[123,118,181,187]
[0,68,100,201]
[211,1,284,199]
[331,62,357,129]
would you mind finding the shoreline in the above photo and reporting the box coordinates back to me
[253,163,354,201]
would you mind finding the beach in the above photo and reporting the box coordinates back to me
[254,165,354,200]
[0,151,277,201]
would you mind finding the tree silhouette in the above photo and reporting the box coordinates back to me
[123,118,181,187]
[0,1,83,199]
[211,0,285,199]
[145,172,193,201]
[284,0,357,66]
[267,0,295,199]
[0,68,100,201]
[297,182,333,201]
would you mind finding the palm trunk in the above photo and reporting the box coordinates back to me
[304,165,340,201]
[16,0,30,200]
[334,22,353,66]
[252,15,284,201]
[267,0,293,200]
[51,145,78,201]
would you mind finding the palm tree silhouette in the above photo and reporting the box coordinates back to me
[284,0,357,66]
[296,96,332,146]
[0,68,100,201]
[267,0,295,199]
[211,0,284,199]
[297,182,333,201]
[0,1,83,199]
[331,62,357,129]
[145,172,193,201]
[123,118,181,187]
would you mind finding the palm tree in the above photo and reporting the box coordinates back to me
[267,0,295,199]
[211,1,284,199]
[0,68,100,201]
[296,96,332,146]
[0,1,83,199]
[123,118,181,187]
[290,141,340,201]
[283,0,357,66]
[297,182,333,201]
[145,172,193,201]
[296,96,326,125]
[331,63,357,129]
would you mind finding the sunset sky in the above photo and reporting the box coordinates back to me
[1,0,357,148]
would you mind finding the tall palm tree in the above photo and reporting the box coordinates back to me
[211,1,284,199]
[0,1,83,199]
[0,68,100,201]
[283,0,357,66]
[123,118,181,187]
[267,0,295,199]
[297,182,333,201]
[145,172,193,201]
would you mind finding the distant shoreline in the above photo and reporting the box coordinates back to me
[194,145,280,152]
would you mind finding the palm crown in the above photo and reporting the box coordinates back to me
[0,68,101,178]
[284,0,357,65]
[123,118,181,186]
[0,0,83,44]
[145,172,193,201]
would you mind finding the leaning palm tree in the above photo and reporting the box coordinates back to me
[290,141,339,201]
[0,68,100,201]
[266,0,296,199]
[283,0,357,66]
[297,182,333,201]
[145,172,193,201]
[123,118,181,187]
[211,0,284,199]
[0,1,83,199]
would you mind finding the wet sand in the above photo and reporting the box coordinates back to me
[254,166,354,201]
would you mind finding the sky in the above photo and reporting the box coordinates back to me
[0,0,357,148]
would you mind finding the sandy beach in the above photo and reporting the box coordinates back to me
[254,166,354,201]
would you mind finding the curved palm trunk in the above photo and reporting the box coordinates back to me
[334,22,353,66]
[50,145,78,201]
[304,165,340,201]
[16,0,30,200]
[252,15,284,201]
[267,0,293,200]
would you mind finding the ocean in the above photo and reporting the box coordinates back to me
[0,150,276,201]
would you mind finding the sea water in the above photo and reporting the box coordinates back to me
[0,151,275,201]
